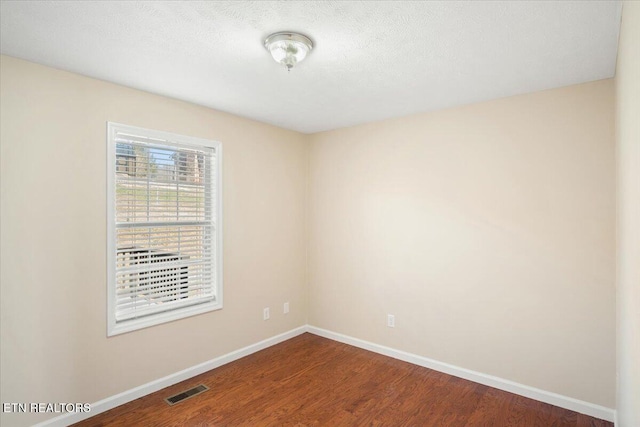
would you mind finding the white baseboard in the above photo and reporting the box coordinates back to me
[32,324,615,426]
[306,325,615,422]
[33,326,307,427]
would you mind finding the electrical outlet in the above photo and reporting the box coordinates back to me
[263,307,270,320]
[284,302,290,314]
[387,314,395,328]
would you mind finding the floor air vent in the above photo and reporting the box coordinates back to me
[165,384,209,406]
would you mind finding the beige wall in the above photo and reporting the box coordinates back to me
[615,2,640,426]
[1,53,619,426]
[308,80,616,408]
[0,56,308,426]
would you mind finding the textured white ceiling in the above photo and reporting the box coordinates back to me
[0,1,622,134]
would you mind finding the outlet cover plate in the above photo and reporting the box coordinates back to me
[387,314,395,328]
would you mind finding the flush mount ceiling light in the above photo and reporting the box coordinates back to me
[264,32,313,71]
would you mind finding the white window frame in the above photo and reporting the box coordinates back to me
[106,122,223,336]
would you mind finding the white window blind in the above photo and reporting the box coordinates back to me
[107,123,222,336]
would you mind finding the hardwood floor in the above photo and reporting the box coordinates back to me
[74,333,612,426]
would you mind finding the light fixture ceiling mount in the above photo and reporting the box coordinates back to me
[264,32,314,71]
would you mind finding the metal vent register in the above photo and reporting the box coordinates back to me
[165,384,209,405]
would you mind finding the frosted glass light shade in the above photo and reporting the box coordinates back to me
[264,32,313,71]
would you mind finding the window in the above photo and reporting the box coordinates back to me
[107,122,222,336]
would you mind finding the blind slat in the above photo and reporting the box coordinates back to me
[115,220,212,228]
[113,130,217,323]
[116,280,214,299]
[116,295,216,321]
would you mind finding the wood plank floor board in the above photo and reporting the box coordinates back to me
[463,386,516,427]
[73,333,612,427]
